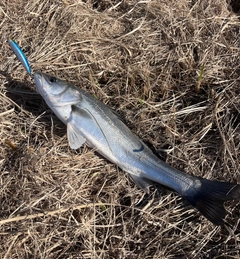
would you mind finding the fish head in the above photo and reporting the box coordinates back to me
[34,72,82,106]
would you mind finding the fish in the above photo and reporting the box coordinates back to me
[6,37,32,75]
[34,72,240,225]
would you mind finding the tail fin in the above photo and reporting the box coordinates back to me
[184,178,240,225]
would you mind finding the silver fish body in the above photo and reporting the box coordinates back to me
[34,72,240,225]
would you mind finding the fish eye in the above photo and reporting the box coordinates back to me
[49,77,57,83]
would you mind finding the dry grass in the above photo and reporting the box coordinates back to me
[0,0,240,258]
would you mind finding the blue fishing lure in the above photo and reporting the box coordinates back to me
[7,37,32,75]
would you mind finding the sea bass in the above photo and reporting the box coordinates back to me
[34,72,240,225]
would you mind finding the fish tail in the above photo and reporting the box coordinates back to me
[184,178,240,225]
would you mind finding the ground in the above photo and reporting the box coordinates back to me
[0,0,240,258]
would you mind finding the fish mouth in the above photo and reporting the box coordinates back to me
[34,72,43,94]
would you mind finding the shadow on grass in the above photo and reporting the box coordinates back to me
[1,70,66,136]
[229,0,240,14]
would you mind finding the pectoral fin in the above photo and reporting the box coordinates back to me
[67,105,94,149]
[67,122,86,149]
[69,105,111,151]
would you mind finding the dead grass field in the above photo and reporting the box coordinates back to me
[0,0,240,258]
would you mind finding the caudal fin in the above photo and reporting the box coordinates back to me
[184,178,240,225]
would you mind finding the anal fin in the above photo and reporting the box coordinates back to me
[131,174,152,194]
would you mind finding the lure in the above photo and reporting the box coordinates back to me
[7,37,32,75]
